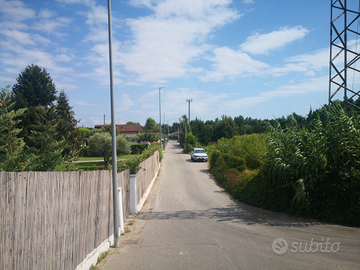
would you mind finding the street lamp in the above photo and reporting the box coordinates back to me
[107,0,119,247]
[186,98,192,122]
[159,87,164,150]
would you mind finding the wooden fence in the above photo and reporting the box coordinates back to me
[137,150,159,207]
[0,151,159,270]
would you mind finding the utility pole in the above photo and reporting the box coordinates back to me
[159,87,164,150]
[164,113,166,143]
[107,0,119,248]
[186,99,192,122]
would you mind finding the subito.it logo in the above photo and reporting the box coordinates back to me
[272,238,288,254]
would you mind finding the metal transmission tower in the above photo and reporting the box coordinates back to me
[329,0,360,109]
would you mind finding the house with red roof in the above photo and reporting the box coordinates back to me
[94,124,143,137]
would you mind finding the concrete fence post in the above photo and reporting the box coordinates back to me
[129,174,138,214]
[118,187,124,234]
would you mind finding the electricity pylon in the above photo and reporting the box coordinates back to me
[329,0,360,109]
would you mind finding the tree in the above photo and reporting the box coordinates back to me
[88,133,112,169]
[56,90,81,158]
[12,65,59,149]
[24,110,66,171]
[144,117,156,132]
[190,118,213,145]
[88,133,131,169]
[137,132,158,143]
[126,121,140,125]
[213,115,236,141]
[1,85,66,171]
[116,134,131,156]
[12,64,57,110]
[170,122,179,133]
[0,86,27,171]
[184,132,198,153]
[78,127,102,138]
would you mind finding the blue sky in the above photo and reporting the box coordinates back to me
[0,0,341,127]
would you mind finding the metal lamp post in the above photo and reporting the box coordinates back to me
[107,0,119,248]
[159,87,164,150]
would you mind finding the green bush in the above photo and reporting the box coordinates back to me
[223,153,246,172]
[169,135,178,140]
[79,146,90,157]
[208,134,267,172]
[235,106,360,225]
[131,143,149,155]
[118,144,161,174]
[207,134,267,190]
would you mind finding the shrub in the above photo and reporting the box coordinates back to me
[79,146,90,157]
[118,144,160,174]
[131,143,149,155]
[235,106,360,225]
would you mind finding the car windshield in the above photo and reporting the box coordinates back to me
[194,149,205,153]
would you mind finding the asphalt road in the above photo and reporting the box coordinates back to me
[99,140,360,270]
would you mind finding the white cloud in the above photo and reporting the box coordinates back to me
[119,0,240,83]
[55,53,73,62]
[160,87,229,120]
[75,100,96,106]
[116,93,136,113]
[201,46,269,81]
[270,47,329,76]
[240,26,309,55]
[0,29,35,45]
[0,20,28,30]
[0,0,36,21]
[48,0,241,86]
[38,9,56,19]
[0,45,74,78]
[87,116,101,126]
[222,76,328,109]
[81,4,108,26]
[33,34,52,45]
[56,0,96,6]
[33,17,72,35]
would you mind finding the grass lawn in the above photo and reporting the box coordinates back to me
[56,155,133,171]
[56,161,106,171]
[75,155,132,161]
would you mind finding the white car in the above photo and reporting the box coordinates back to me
[191,148,208,162]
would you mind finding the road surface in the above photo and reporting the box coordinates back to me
[99,140,360,270]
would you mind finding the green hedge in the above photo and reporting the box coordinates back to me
[169,135,178,140]
[118,144,162,174]
[79,146,91,157]
[131,143,149,155]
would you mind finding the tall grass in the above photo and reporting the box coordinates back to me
[239,106,360,225]
[208,106,360,225]
[267,117,327,205]
[207,134,267,193]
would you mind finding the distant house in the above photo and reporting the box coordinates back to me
[81,138,89,147]
[94,124,143,138]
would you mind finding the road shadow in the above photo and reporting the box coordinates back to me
[185,159,208,163]
[138,206,322,228]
